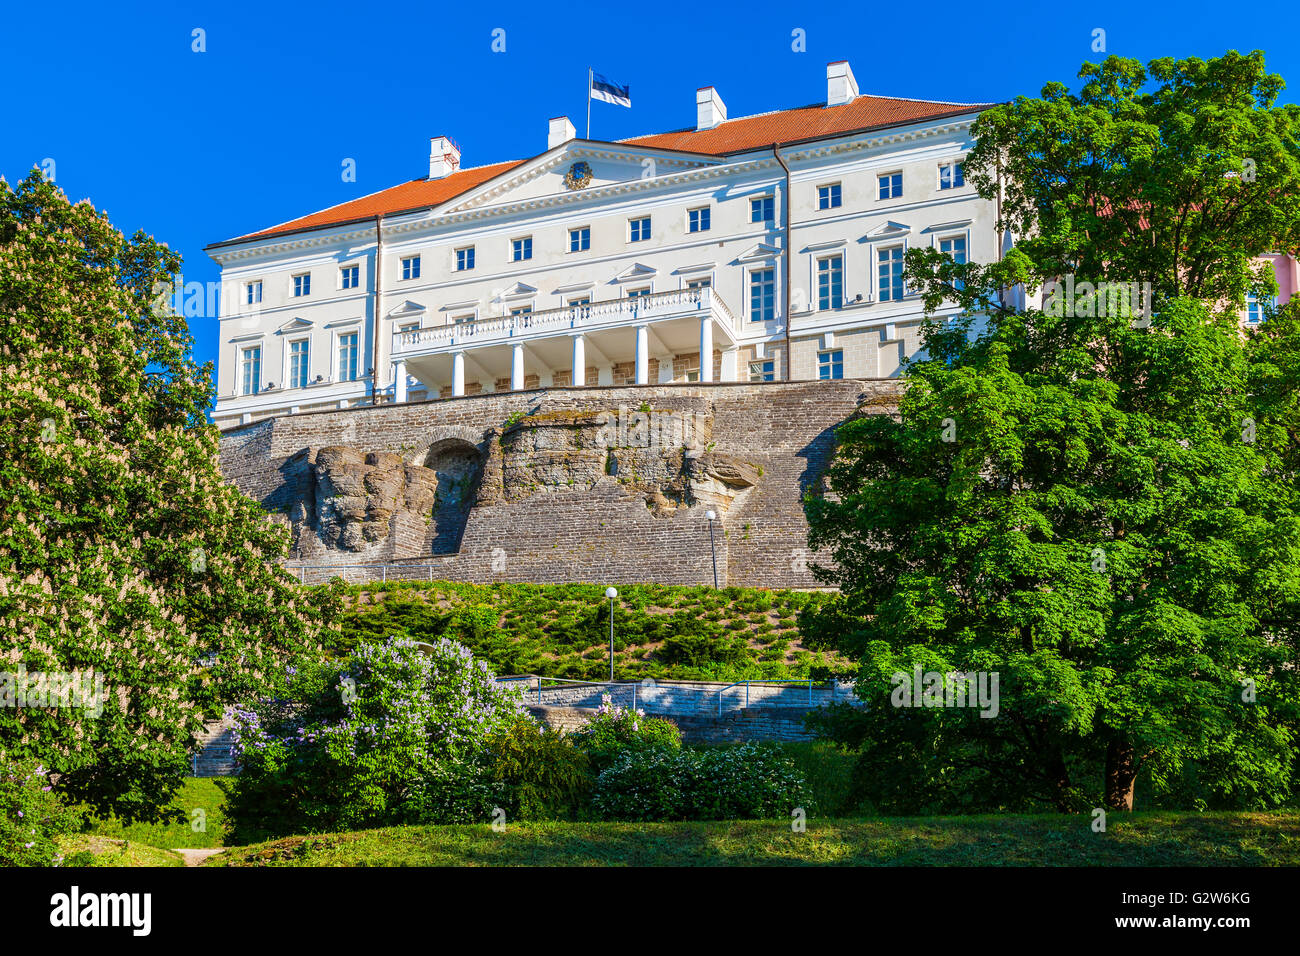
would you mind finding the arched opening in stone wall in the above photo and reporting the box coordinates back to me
[423,439,483,554]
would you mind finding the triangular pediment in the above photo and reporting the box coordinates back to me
[737,243,781,262]
[867,220,911,239]
[440,141,722,214]
[498,281,539,300]
[275,317,314,333]
[386,300,426,318]
[614,262,658,282]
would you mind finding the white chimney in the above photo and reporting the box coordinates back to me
[696,87,727,131]
[428,135,461,179]
[548,116,576,150]
[827,61,859,107]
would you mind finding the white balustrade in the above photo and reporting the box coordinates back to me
[391,287,736,356]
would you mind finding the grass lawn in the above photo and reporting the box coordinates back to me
[79,778,231,849]
[209,812,1300,867]
[57,835,184,867]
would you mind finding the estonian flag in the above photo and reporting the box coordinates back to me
[590,72,632,108]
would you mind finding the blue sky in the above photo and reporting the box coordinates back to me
[2,0,1293,390]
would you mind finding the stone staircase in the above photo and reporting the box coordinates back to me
[191,718,238,777]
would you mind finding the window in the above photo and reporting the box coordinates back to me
[939,236,967,264]
[878,246,905,301]
[292,273,311,297]
[400,256,421,280]
[878,172,902,200]
[940,236,967,291]
[686,277,712,289]
[289,340,309,389]
[817,255,843,311]
[245,280,262,305]
[240,345,261,395]
[629,217,651,242]
[627,287,652,299]
[452,314,475,326]
[338,332,359,382]
[512,237,533,261]
[688,207,711,233]
[568,227,590,253]
[817,183,842,210]
[568,296,590,319]
[455,247,475,271]
[398,322,420,335]
[751,196,774,223]
[1247,292,1275,324]
[340,265,359,289]
[509,304,533,317]
[818,350,844,380]
[750,268,775,322]
[939,162,965,190]
[749,359,776,382]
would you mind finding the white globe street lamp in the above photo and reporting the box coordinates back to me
[605,586,618,682]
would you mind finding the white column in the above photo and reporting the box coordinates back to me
[393,360,407,403]
[635,325,649,385]
[511,343,525,391]
[571,334,585,386]
[452,351,465,397]
[698,317,713,382]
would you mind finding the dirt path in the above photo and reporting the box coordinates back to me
[176,848,225,867]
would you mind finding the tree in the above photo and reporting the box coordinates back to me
[804,52,1300,812]
[0,172,339,821]
[968,51,1300,306]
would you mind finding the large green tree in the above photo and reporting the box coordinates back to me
[805,52,1300,813]
[0,172,339,821]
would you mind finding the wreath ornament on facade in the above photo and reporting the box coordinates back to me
[564,161,593,191]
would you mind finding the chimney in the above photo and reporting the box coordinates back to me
[827,61,859,107]
[696,87,727,131]
[548,116,576,150]
[428,135,461,179]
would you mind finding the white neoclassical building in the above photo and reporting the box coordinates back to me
[206,61,1000,429]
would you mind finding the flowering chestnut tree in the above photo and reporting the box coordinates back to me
[0,172,339,821]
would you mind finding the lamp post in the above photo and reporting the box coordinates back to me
[605,586,618,682]
[705,510,719,589]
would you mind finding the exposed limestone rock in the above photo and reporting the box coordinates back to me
[314,445,445,553]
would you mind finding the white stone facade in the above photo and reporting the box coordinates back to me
[207,61,999,429]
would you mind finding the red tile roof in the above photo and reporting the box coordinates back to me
[224,159,526,244]
[212,94,991,248]
[622,95,991,155]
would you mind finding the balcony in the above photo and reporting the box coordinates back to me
[391,287,742,396]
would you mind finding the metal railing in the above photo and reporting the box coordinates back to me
[285,563,443,583]
[716,679,820,716]
[497,675,644,710]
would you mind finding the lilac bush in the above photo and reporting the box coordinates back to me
[226,637,524,838]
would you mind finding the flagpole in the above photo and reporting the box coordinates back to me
[586,67,592,139]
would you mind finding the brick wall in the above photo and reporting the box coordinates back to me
[217,380,901,587]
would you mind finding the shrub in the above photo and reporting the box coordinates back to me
[591,743,810,822]
[570,694,681,773]
[0,753,86,866]
[487,718,593,821]
[226,637,524,839]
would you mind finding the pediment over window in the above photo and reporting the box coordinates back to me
[923,219,972,233]
[386,300,426,318]
[674,261,717,275]
[867,221,911,239]
[736,244,781,262]
[275,317,314,334]
[499,281,539,300]
[614,263,658,282]
[555,279,596,294]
